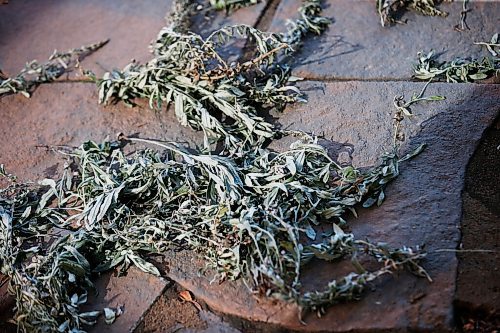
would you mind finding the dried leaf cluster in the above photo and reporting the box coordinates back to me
[1,1,434,332]
[95,0,329,155]
[376,0,452,27]
[414,34,499,82]
[210,0,259,11]
[0,40,107,98]
[1,131,429,331]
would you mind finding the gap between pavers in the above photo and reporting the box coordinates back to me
[157,80,500,332]
[268,0,500,81]
[85,267,170,333]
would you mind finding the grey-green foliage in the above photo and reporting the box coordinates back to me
[0,40,107,98]
[376,0,451,27]
[95,0,328,155]
[210,0,259,11]
[414,34,500,82]
[0,0,436,332]
[1,132,428,331]
[474,33,499,57]
[96,24,293,154]
[279,0,330,47]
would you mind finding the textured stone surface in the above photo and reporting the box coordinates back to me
[0,0,173,77]
[135,282,241,333]
[457,118,500,315]
[0,83,203,183]
[0,0,267,77]
[159,81,500,332]
[269,0,500,80]
[86,267,169,333]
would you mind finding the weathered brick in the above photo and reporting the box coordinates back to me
[0,83,204,183]
[0,0,267,77]
[269,0,500,80]
[86,267,169,333]
[456,117,500,314]
[0,0,173,77]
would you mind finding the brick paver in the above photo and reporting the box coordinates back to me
[269,0,500,80]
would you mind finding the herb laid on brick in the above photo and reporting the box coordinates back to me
[0,40,107,98]
[210,0,259,11]
[376,0,451,27]
[413,34,500,82]
[0,1,441,332]
[454,0,470,32]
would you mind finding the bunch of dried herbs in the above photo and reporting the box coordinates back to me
[1,128,429,331]
[413,34,499,82]
[0,1,437,332]
[376,0,451,27]
[0,40,107,98]
[94,0,328,155]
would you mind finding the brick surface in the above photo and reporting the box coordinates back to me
[456,118,500,314]
[0,0,173,77]
[0,0,267,77]
[86,267,169,333]
[160,81,500,332]
[0,83,203,183]
[269,0,500,80]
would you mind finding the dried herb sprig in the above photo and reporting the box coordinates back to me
[413,49,499,82]
[376,0,451,27]
[0,184,101,332]
[95,0,329,155]
[300,237,430,315]
[210,0,259,11]
[0,40,108,98]
[474,33,499,57]
[97,25,293,154]
[393,80,445,145]
[280,0,331,47]
[454,0,470,32]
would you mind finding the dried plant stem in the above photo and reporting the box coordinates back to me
[0,40,108,98]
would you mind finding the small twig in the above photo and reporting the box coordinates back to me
[54,77,95,83]
[199,43,288,81]
[454,0,470,32]
[434,249,496,254]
